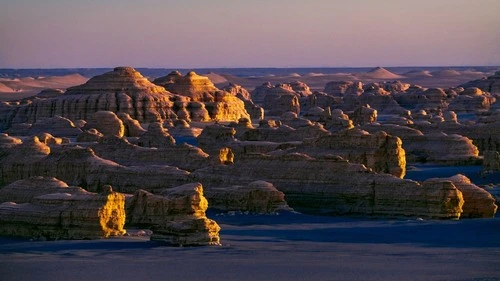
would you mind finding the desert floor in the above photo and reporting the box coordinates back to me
[1,210,499,281]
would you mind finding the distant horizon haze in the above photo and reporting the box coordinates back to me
[1,0,499,68]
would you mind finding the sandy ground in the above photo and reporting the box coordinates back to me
[1,213,499,281]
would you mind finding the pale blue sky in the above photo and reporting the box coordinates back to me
[1,0,499,68]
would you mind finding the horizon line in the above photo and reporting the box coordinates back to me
[1,64,500,70]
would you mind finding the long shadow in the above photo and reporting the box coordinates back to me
[217,213,500,248]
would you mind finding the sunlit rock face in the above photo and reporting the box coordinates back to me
[204,180,292,214]
[117,112,146,137]
[223,84,264,120]
[431,174,497,218]
[126,183,220,246]
[362,124,480,165]
[0,141,192,193]
[0,67,177,129]
[305,129,406,178]
[154,71,219,102]
[192,152,464,219]
[447,87,496,113]
[83,111,125,137]
[460,71,500,94]
[154,71,251,122]
[0,178,126,240]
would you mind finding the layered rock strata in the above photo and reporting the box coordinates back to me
[192,152,465,218]
[126,183,220,246]
[0,181,126,240]
[0,67,177,129]
[204,180,292,213]
[0,137,192,193]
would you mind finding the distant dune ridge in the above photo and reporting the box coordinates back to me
[357,67,406,79]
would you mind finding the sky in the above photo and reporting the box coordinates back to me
[1,0,499,68]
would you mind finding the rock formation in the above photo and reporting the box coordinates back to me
[0,139,192,193]
[204,180,291,213]
[83,111,125,137]
[126,183,220,246]
[351,105,377,126]
[137,122,175,148]
[0,179,126,240]
[362,124,480,164]
[460,71,500,94]
[117,112,146,137]
[154,71,218,102]
[0,67,177,130]
[323,81,363,96]
[192,152,465,218]
[434,175,497,218]
[90,135,209,172]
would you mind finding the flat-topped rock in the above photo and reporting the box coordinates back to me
[154,71,218,102]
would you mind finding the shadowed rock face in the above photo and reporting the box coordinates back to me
[192,152,465,219]
[0,140,192,193]
[204,180,292,214]
[0,178,126,240]
[0,67,177,129]
[126,183,221,246]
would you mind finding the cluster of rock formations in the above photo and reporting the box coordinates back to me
[0,66,498,245]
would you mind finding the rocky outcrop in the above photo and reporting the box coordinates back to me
[303,129,406,178]
[459,71,500,94]
[224,83,264,120]
[154,71,218,102]
[83,111,125,137]
[482,150,500,174]
[362,124,480,164]
[351,105,377,126]
[0,67,178,129]
[204,180,291,213]
[0,181,126,240]
[323,81,363,96]
[117,112,146,137]
[447,87,496,113]
[5,116,83,137]
[206,91,251,121]
[77,128,103,142]
[436,175,497,218]
[0,140,192,193]
[192,152,464,218]
[137,122,175,148]
[90,135,209,172]
[126,183,220,246]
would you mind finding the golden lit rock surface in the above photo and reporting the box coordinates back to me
[0,67,177,126]
[126,183,220,246]
[83,111,125,137]
[193,152,464,218]
[438,174,497,218]
[0,179,126,240]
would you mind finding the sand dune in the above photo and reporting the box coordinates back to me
[357,67,405,80]
[0,74,88,101]
[0,82,14,93]
[204,72,229,85]
[430,69,461,77]
[404,70,433,77]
